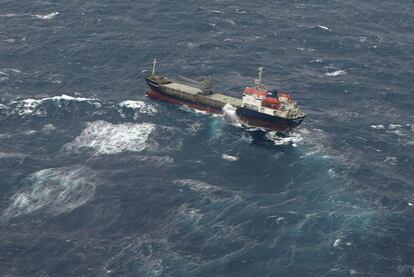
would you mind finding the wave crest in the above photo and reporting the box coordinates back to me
[5,95,100,117]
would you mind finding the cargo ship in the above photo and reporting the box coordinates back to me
[145,59,305,130]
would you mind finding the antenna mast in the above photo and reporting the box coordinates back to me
[152,58,157,75]
[254,67,264,88]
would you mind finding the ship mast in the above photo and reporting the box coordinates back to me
[254,67,264,89]
[152,58,157,75]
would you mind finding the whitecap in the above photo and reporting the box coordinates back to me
[333,238,342,248]
[266,131,303,147]
[173,179,219,193]
[325,70,346,77]
[185,42,197,48]
[186,121,202,135]
[3,68,22,74]
[384,156,398,165]
[0,152,25,159]
[225,19,236,26]
[10,99,43,116]
[118,100,157,115]
[358,36,367,42]
[316,25,332,31]
[7,94,99,117]
[33,12,59,20]
[370,124,385,130]
[222,154,239,161]
[311,58,323,63]
[350,269,358,275]
[2,166,96,220]
[328,168,337,177]
[48,94,95,102]
[388,124,402,130]
[62,120,155,155]
[41,123,56,134]
[0,13,17,17]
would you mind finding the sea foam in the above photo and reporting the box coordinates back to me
[325,70,346,77]
[33,12,59,20]
[222,154,239,161]
[62,120,155,155]
[2,166,96,219]
[118,100,157,118]
[7,94,99,117]
[222,103,242,127]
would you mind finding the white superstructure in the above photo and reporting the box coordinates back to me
[241,67,304,120]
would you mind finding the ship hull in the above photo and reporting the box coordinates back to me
[145,78,223,113]
[236,107,304,130]
[145,77,304,131]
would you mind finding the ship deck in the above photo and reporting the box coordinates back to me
[205,93,242,107]
[164,82,202,95]
[147,76,243,109]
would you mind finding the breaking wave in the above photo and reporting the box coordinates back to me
[325,70,347,77]
[62,120,155,155]
[33,12,59,20]
[4,95,100,117]
[222,103,242,127]
[118,100,157,114]
[2,166,96,220]
[222,154,239,161]
[117,100,157,119]
[265,131,303,147]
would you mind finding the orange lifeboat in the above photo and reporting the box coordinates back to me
[278,92,293,100]
[243,87,267,97]
[263,97,280,109]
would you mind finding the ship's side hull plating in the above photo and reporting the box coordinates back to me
[145,77,304,130]
[146,80,222,113]
[236,107,304,130]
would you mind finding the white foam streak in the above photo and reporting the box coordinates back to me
[33,12,59,20]
[316,25,332,31]
[0,14,17,18]
[370,124,385,130]
[174,179,219,193]
[325,70,346,77]
[2,167,96,219]
[63,121,155,155]
[222,154,239,161]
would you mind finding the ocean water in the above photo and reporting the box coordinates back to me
[0,0,413,276]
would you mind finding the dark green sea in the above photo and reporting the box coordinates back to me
[0,0,413,276]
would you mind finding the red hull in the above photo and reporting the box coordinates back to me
[146,89,222,114]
